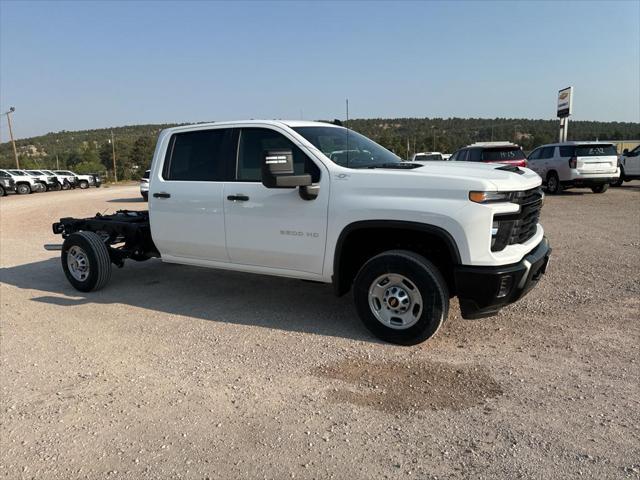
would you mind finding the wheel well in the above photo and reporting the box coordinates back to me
[333,223,459,297]
[546,170,558,179]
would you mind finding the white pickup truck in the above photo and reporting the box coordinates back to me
[49,121,551,345]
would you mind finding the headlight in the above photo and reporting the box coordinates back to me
[469,191,515,203]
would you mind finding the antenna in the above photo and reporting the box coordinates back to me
[346,98,349,127]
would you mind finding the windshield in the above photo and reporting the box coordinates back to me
[42,170,54,175]
[30,170,44,175]
[293,126,402,168]
[414,154,442,161]
[55,171,74,175]
[27,172,41,176]
[10,170,27,175]
[482,148,526,161]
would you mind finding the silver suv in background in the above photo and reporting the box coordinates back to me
[613,145,640,186]
[527,142,619,194]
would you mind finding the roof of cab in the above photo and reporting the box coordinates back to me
[162,119,342,134]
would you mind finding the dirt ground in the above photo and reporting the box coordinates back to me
[1,183,639,480]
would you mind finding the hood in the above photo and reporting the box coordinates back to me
[411,161,541,190]
[341,161,542,195]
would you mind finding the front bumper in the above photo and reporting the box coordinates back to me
[454,238,551,319]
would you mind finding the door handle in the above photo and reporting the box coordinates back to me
[227,194,249,202]
[153,192,171,199]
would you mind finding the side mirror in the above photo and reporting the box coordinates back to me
[623,149,629,155]
[262,149,312,189]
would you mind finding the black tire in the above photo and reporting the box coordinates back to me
[0,185,5,197]
[591,184,609,194]
[611,170,624,187]
[16,183,31,195]
[546,172,561,194]
[61,181,71,191]
[353,250,449,345]
[79,180,89,189]
[61,231,112,292]
[141,191,148,201]
[52,182,62,191]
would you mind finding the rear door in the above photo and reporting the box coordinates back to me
[574,144,618,174]
[223,127,329,274]
[149,127,235,261]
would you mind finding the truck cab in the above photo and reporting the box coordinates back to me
[51,120,551,345]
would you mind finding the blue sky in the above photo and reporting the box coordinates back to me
[1,0,638,139]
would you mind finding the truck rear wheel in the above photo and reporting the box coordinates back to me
[353,250,449,345]
[591,184,609,194]
[79,180,89,189]
[61,231,112,292]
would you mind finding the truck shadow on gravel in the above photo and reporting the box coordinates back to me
[0,258,374,342]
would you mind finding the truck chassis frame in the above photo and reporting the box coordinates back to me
[53,210,159,266]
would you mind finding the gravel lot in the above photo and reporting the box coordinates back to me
[1,183,639,480]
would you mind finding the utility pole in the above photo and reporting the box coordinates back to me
[56,154,60,170]
[431,126,436,151]
[3,107,19,168]
[110,131,118,182]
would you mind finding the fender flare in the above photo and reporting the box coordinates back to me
[332,220,461,296]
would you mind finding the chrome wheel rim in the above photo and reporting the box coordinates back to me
[67,246,90,282]
[368,273,423,330]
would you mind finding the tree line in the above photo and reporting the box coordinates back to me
[1,118,638,179]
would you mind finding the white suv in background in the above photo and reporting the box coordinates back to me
[527,142,619,194]
[613,145,640,186]
[411,152,447,162]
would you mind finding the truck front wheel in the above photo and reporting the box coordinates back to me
[353,250,449,345]
[61,231,112,292]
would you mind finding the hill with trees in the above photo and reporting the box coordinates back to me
[1,118,638,180]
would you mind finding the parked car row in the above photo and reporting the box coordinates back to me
[446,141,624,194]
[0,169,101,196]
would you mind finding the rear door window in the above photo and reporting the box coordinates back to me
[539,146,555,159]
[163,128,235,181]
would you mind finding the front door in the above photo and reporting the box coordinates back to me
[224,127,329,275]
[149,127,235,262]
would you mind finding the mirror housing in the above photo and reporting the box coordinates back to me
[262,149,312,188]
